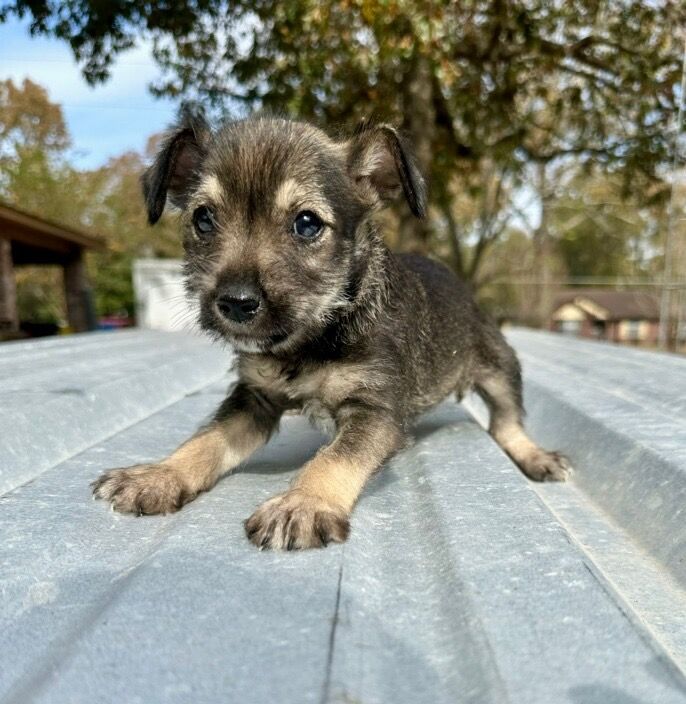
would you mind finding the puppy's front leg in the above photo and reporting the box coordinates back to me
[245,405,402,550]
[92,384,282,515]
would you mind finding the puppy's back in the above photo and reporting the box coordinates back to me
[391,252,512,404]
[396,253,473,308]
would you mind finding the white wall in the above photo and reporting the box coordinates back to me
[133,259,200,332]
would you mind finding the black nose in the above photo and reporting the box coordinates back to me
[216,286,261,324]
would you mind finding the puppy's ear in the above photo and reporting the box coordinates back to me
[142,105,211,225]
[346,122,426,218]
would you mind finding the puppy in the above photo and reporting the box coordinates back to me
[92,110,571,550]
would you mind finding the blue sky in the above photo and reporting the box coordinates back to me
[0,17,178,169]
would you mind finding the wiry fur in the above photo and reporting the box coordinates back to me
[93,111,571,550]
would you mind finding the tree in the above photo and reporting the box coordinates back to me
[549,170,651,279]
[0,78,73,219]
[473,164,672,325]
[2,2,683,277]
[430,157,521,285]
[0,77,69,155]
[474,226,541,323]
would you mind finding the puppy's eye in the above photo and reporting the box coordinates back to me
[293,210,323,240]
[192,206,215,239]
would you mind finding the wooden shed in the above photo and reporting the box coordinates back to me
[0,203,104,336]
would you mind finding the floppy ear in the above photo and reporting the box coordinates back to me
[346,122,427,218]
[141,105,211,225]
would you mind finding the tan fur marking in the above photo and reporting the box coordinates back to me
[199,173,224,203]
[274,178,300,210]
[291,454,367,513]
[273,177,335,222]
[294,415,398,510]
[239,356,388,408]
[491,423,539,462]
[479,371,571,482]
[169,413,265,491]
[92,412,269,515]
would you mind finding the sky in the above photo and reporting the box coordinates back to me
[0,16,178,169]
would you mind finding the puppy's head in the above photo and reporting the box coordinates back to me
[142,110,426,354]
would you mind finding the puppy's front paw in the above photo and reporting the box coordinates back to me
[91,464,195,515]
[244,490,350,550]
[519,450,572,482]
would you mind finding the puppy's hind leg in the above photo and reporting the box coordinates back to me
[475,359,572,482]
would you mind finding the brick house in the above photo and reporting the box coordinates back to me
[549,289,660,344]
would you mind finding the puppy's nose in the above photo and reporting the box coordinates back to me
[216,285,262,324]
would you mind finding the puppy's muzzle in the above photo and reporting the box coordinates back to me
[216,284,262,324]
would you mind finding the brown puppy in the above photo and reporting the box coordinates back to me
[92,109,571,550]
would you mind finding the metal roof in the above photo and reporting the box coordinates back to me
[0,328,685,703]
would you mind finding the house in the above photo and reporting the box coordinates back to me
[0,202,104,339]
[549,289,660,344]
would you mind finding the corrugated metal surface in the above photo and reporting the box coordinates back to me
[1,329,685,703]
[0,330,229,495]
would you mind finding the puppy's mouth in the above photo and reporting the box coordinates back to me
[206,308,291,352]
[229,330,289,353]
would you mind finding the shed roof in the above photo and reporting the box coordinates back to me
[0,202,105,262]
[552,288,659,320]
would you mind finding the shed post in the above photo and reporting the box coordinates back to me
[0,236,18,333]
[64,248,95,332]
